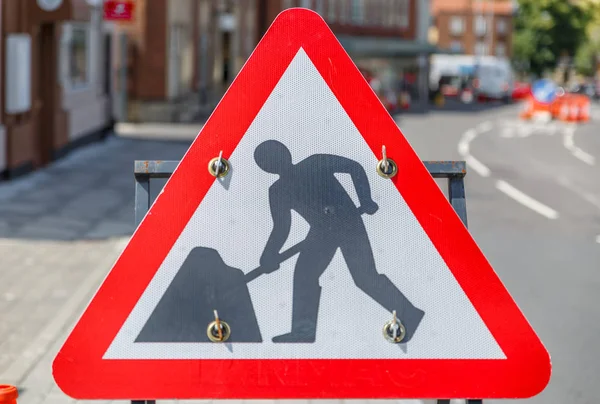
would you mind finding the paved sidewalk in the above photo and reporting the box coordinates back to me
[0,134,191,404]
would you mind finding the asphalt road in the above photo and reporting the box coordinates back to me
[397,102,600,404]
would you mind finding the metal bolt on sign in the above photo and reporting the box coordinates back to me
[377,145,397,179]
[207,310,231,342]
[383,310,406,343]
[208,151,230,178]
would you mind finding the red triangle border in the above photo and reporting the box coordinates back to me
[53,8,551,400]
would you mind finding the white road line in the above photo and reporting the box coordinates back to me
[572,149,596,165]
[556,175,600,210]
[458,127,491,177]
[563,128,575,148]
[596,235,600,244]
[496,180,559,220]
[477,121,493,133]
[465,155,492,177]
[500,127,514,138]
[563,126,596,166]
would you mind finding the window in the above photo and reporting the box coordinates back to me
[449,16,464,35]
[351,0,364,24]
[384,0,395,27]
[339,0,349,23]
[450,40,463,52]
[63,24,91,89]
[474,41,488,56]
[315,0,324,15]
[282,0,293,9]
[495,42,506,57]
[327,0,337,21]
[496,18,507,34]
[300,0,311,8]
[397,0,409,28]
[474,16,487,36]
[368,0,381,25]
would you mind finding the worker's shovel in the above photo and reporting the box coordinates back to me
[244,241,305,283]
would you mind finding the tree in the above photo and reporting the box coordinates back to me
[513,0,592,76]
[575,0,600,77]
[574,39,598,77]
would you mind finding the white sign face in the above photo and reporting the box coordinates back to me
[37,0,63,11]
[103,49,504,361]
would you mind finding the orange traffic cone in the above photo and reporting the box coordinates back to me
[0,385,18,404]
[579,96,590,122]
[557,98,570,122]
[520,96,533,119]
[568,101,580,122]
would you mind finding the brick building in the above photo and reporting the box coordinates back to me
[111,0,258,123]
[116,0,436,122]
[0,0,114,179]
[430,0,515,58]
[262,0,437,110]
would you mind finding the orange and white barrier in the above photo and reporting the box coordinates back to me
[577,95,590,122]
[521,93,591,123]
[520,95,552,121]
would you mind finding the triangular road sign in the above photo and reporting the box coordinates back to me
[53,8,551,400]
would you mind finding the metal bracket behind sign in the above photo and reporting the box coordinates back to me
[133,160,469,227]
[132,160,479,404]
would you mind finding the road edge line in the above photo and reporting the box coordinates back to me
[495,180,559,220]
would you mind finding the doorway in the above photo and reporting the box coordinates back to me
[103,33,114,125]
[37,23,57,167]
[221,31,231,84]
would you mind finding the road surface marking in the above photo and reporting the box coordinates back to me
[495,180,559,220]
[596,235,600,244]
[477,121,493,132]
[556,175,600,210]
[500,127,514,138]
[497,119,559,139]
[563,127,596,166]
[465,156,492,177]
[458,126,491,177]
[572,149,596,165]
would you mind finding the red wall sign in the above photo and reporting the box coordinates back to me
[103,0,134,21]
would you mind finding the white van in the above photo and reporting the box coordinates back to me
[473,57,514,102]
[430,55,514,102]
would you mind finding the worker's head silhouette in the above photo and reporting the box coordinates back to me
[254,140,293,175]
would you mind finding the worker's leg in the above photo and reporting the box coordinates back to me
[340,224,425,343]
[272,234,338,343]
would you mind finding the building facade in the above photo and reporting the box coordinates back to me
[258,0,436,111]
[111,0,258,123]
[116,0,435,122]
[431,0,514,58]
[0,0,114,179]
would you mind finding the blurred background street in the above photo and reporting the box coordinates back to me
[1,0,600,404]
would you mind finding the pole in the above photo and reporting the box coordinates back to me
[488,0,494,57]
[475,0,482,63]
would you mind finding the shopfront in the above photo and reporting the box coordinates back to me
[1,0,112,179]
[337,35,438,112]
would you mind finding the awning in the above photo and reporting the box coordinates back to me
[336,35,443,58]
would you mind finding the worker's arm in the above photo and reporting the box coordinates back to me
[331,155,379,215]
[259,185,292,273]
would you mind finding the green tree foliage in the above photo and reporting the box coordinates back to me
[513,0,592,76]
[574,39,598,76]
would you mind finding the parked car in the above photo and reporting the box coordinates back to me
[512,81,531,101]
